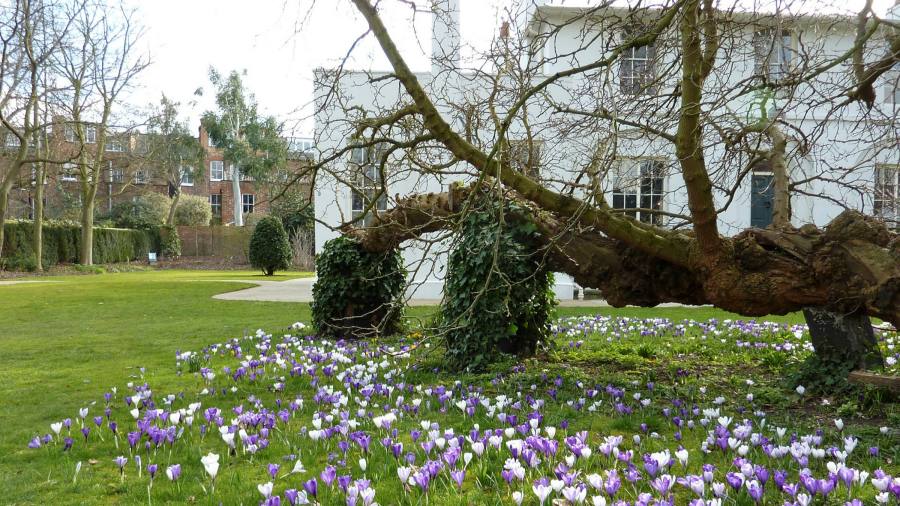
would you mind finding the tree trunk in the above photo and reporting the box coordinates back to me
[231,164,243,226]
[0,183,9,263]
[33,163,44,272]
[167,188,180,226]
[767,124,792,229]
[80,197,94,265]
[346,185,900,331]
[802,307,883,370]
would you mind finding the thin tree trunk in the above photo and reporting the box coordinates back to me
[166,187,180,226]
[80,195,93,265]
[33,163,44,272]
[0,183,9,262]
[768,124,791,229]
[231,164,243,226]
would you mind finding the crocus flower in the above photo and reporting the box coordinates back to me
[201,452,219,480]
[303,478,318,498]
[258,481,274,498]
[165,464,181,481]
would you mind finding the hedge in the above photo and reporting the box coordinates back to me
[1,220,159,270]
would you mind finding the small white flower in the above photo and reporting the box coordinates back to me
[795,385,806,395]
[257,481,273,498]
[201,452,219,479]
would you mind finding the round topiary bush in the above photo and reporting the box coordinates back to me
[249,216,292,276]
[440,198,555,371]
[312,236,406,339]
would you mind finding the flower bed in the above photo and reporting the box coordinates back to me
[26,318,900,504]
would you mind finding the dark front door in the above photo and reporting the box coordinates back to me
[751,174,774,228]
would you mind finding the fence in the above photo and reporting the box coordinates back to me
[177,226,252,263]
[176,225,315,270]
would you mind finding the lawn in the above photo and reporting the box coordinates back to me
[1,270,897,505]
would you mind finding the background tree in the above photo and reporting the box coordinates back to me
[144,95,204,226]
[309,0,900,374]
[56,0,147,265]
[200,68,287,227]
[0,0,76,269]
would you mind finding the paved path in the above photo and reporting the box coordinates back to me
[211,277,316,302]
[210,277,694,307]
[0,280,60,286]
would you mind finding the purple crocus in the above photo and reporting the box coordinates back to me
[450,469,465,489]
[303,478,318,498]
[268,463,280,480]
[165,464,181,481]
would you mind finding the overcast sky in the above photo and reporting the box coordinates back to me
[122,0,896,137]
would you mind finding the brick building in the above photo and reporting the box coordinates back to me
[1,121,312,226]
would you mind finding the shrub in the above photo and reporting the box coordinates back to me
[175,194,212,226]
[440,197,556,371]
[0,220,155,269]
[248,216,292,276]
[159,225,181,258]
[311,236,406,339]
[110,193,170,229]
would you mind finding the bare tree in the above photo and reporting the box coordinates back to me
[0,0,77,268]
[143,95,204,226]
[308,0,900,366]
[56,0,147,265]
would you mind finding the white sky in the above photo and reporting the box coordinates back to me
[123,0,896,137]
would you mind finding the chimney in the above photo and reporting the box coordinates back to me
[432,0,460,75]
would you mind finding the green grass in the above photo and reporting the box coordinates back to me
[0,270,895,505]
[0,269,314,503]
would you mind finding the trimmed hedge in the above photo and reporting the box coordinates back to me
[1,220,159,270]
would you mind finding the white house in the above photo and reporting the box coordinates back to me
[313,0,900,301]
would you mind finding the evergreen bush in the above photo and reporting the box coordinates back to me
[160,225,182,258]
[311,236,405,339]
[110,193,170,229]
[248,216,292,276]
[175,194,212,226]
[440,198,556,371]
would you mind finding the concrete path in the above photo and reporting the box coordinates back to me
[212,277,316,302]
[0,280,60,286]
[210,277,679,307]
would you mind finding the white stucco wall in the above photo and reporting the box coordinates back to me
[313,4,898,301]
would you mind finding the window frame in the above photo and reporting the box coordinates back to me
[348,143,388,226]
[180,167,194,187]
[242,193,255,214]
[611,158,666,225]
[109,165,125,184]
[105,138,124,152]
[619,30,657,96]
[874,164,899,229]
[209,160,225,181]
[133,169,148,185]
[754,28,795,83]
[209,193,222,217]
